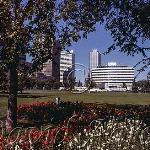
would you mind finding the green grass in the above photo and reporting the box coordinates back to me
[0,90,150,118]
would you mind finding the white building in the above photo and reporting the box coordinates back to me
[60,50,75,83]
[90,49,101,70]
[91,62,134,91]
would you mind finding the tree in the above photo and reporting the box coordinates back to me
[132,80,139,93]
[0,64,8,93]
[1,0,150,130]
[85,74,97,88]
[18,62,32,93]
[63,70,76,90]
[44,77,54,90]
[77,80,82,87]
[0,1,52,130]
[60,0,150,76]
[137,80,150,93]
[1,0,100,130]
[53,81,61,89]
[25,76,36,90]
[147,72,150,81]
[103,1,150,73]
[122,83,127,89]
[0,61,33,93]
[90,80,97,88]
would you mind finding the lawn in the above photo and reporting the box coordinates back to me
[0,90,150,118]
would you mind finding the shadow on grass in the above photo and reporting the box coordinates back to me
[0,94,8,97]
[0,93,47,99]
[18,94,47,99]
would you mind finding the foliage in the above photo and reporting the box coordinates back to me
[148,71,150,80]
[132,80,139,93]
[1,0,105,129]
[17,62,33,92]
[0,62,34,92]
[85,75,97,88]
[77,80,82,87]
[105,1,150,76]
[59,0,150,71]
[1,0,149,77]
[0,0,150,130]
[63,74,76,90]
[17,101,150,127]
[2,102,150,149]
[17,101,83,124]
[34,77,61,90]
[136,80,150,93]
[122,83,127,89]
[0,64,8,92]
[104,1,150,60]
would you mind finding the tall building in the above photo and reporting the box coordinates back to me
[90,49,101,70]
[60,50,75,84]
[91,62,134,91]
[41,41,61,82]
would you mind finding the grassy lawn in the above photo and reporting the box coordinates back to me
[0,90,150,118]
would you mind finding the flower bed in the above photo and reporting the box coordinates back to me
[17,101,150,126]
[17,101,83,124]
[1,118,150,149]
[1,101,150,149]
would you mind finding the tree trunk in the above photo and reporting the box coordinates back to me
[6,61,18,131]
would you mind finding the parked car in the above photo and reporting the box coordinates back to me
[88,88,101,92]
[74,87,88,92]
[59,87,65,91]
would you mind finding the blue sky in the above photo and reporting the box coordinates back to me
[27,24,149,81]
[68,24,150,81]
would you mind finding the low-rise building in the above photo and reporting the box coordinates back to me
[91,62,134,91]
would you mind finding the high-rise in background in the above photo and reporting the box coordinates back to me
[41,41,61,82]
[60,50,75,84]
[89,49,101,70]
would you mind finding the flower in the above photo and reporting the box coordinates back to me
[43,140,49,146]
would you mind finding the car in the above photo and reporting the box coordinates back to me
[59,87,65,91]
[74,87,88,92]
[88,88,101,92]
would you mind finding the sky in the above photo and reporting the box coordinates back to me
[27,24,150,82]
[23,0,150,82]
[67,24,150,81]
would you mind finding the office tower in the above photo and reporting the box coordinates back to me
[41,41,61,82]
[60,50,75,84]
[90,49,101,70]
